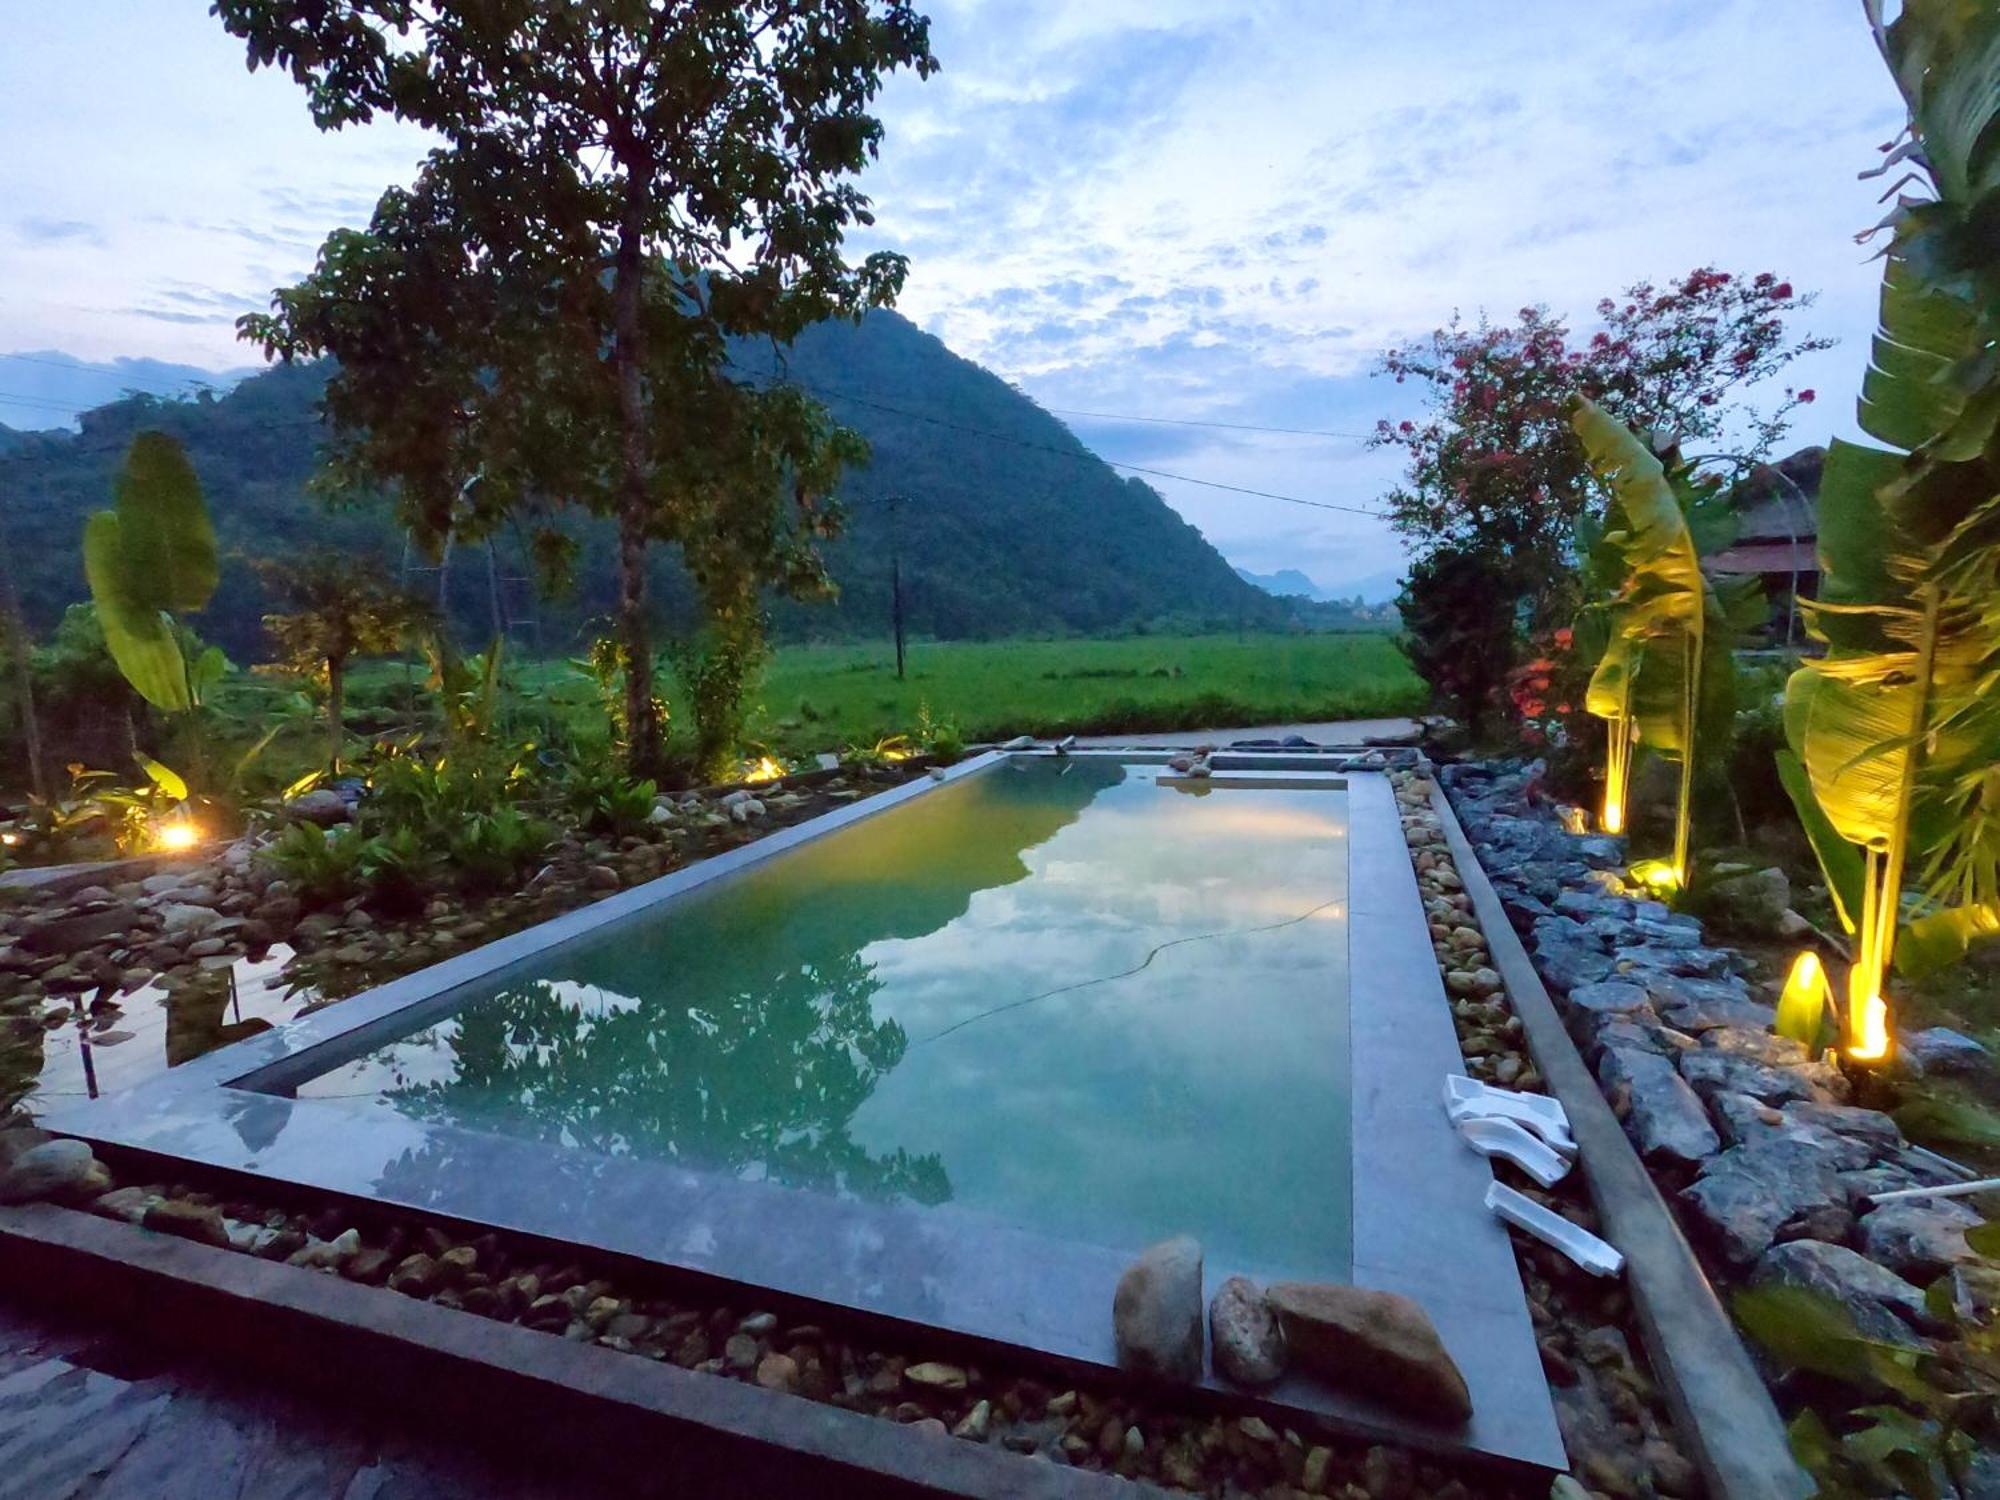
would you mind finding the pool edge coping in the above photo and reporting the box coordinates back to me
[0,1201,1135,1500]
[1427,778,1811,1500]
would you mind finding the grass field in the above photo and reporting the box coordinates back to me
[734,632,1422,758]
[341,631,1424,768]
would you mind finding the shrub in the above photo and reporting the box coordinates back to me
[1396,547,1518,741]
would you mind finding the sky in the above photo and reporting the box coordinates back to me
[0,2,1908,594]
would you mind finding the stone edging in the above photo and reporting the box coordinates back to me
[0,1200,1136,1500]
[1427,779,1811,1500]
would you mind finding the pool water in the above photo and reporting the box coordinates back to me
[297,759,1352,1280]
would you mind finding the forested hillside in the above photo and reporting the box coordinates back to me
[0,311,1282,658]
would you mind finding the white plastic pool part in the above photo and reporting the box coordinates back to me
[1444,1074,1577,1157]
[1485,1182,1625,1278]
[1456,1115,1572,1189]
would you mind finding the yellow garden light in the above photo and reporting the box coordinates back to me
[742,755,787,784]
[154,819,202,853]
[1846,965,1892,1064]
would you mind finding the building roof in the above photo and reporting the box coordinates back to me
[1706,539,1819,576]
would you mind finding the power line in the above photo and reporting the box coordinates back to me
[0,352,225,387]
[795,382,1385,519]
[1041,406,1376,442]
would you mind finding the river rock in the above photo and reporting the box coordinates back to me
[1752,1240,1927,1346]
[286,789,351,826]
[141,1199,231,1249]
[1113,1236,1204,1382]
[1706,867,1791,937]
[1678,1048,1823,1107]
[1266,1282,1471,1422]
[1857,1198,1984,1282]
[1596,1045,1718,1168]
[1679,1140,1851,1265]
[0,1139,101,1204]
[1209,1275,1285,1386]
[1900,1027,1991,1082]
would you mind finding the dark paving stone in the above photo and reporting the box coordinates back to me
[0,1301,588,1500]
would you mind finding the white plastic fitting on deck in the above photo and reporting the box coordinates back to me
[1484,1181,1625,1278]
[1456,1116,1572,1188]
[1444,1074,1577,1157]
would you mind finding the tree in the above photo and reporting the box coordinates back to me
[257,554,429,769]
[1373,271,1829,623]
[1395,547,1516,741]
[218,0,937,773]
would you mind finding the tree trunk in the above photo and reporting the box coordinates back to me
[0,500,46,799]
[611,198,660,774]
[0,585,45,802]
[327,656,346,772]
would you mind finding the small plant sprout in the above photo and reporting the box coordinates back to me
[1774,950,1831,1049]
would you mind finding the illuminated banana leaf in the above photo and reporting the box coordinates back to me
[1780,0,2000,999]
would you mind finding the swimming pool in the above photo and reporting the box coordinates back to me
[45,751,1561,1467]
[292,757,1352,1282]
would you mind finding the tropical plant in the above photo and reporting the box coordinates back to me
[262,822,370,905]
[422,633,507,749]
[1777,0,2000,1054]
[446,807,552,895]
[83,432,225,714]
[1571,398,1761,887]
[669,627,770,784]
[562,761,658,838]
[257,552,430,769]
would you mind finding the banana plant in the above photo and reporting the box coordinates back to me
[1571,398,1755,890]
[1778,0,2000,1051]
[82,432,221,712]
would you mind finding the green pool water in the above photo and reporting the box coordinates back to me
[298,759,1352,1279]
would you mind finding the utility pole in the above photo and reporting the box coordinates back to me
[888,492,907,681]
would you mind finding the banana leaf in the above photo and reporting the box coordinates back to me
[1776,746,1863,936]
[83,511,190,712]
[112,431,218,614]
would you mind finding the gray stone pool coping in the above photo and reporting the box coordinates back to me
[1428,781,1809,1500]
[42,752,1562,1473]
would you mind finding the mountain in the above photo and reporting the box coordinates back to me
[0,312,1284,656]
[1234,564,1405,606]
[0,351,250,432]
[1234,566,1326,600]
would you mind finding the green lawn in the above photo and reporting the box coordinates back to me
[735,632,1422,758]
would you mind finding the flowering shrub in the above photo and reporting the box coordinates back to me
[1372,268,1830,625]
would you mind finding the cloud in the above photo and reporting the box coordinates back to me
[16,217,101,246]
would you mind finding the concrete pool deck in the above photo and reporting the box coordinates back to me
[41,752,1562,1473]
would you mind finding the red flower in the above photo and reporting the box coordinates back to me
[1553,627,1574,650]
[1797,388,1816,403]
[1773,282,1793,299]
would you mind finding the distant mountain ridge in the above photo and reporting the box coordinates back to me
[0,351,251,432]
[0,311,1286,656]
[1234,563,1404,606]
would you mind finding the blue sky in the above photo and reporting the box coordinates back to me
[0,1,1906,591]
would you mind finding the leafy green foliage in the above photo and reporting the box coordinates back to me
[1395,546,1520,740]
[562,762,658,839]
[83,432,220,712]
[1780,0,2000,998]
[262,822,370,905]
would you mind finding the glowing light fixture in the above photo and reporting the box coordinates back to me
[1601,715,1637,835]
[1846,965,1892,1063]
[154,820,201,853]
[742,756,786,785]
[1629,857,1681,895]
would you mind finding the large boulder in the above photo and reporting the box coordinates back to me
[1679,1048,1826,1108]
[284,788,351,827]
[1266,1282,1471,1423]
[1209,1275,1285,1387]
[1752,1241,1927,1346]
[1112,1237,1204,1383]
[1680,1140,1851,1266]
[1899,1027,1992,1082]
[1597,1045,1719,1169]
